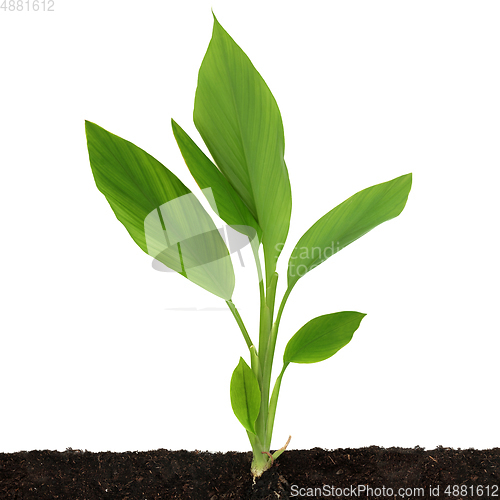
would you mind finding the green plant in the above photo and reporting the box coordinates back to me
[85,13,412,478]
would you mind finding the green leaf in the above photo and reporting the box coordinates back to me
[287,173,412,289]
[230,357,261,434]
[194,14,292,284]
[283,312,366,364]
[171,119,261,243]
[85,120,235,300]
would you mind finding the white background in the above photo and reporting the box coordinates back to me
[1,1,499,455]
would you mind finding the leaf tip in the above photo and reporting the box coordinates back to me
[211,8,219,28]
[171,118,179,132]
[211,9,225,34]
[84,120,97,140]
[84,120,101,136]
[402,172,413,188]
[402,172,413,198]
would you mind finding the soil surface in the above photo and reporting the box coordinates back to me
[0,446,499,499]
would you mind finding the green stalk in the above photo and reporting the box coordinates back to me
[269,285,293,357]
[248,242,292,476]
[254,261,270,456]
[247,431,271,477]
[251,241,266,362]
[266,272,279,326]
[266,364,287,449]
[258,274,279,442]
[226,300,253,351]
[250,345,259,377]
[261,285,293,452]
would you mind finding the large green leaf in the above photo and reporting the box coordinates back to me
[230,357,261,434]
[171,119,261,244]
[287,173,412,289]
[194,14,292,284]
[85,120,235,300]
[283,312,366,364]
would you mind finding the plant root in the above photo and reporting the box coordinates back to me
[271,435,292,461]
[279,435,292,453]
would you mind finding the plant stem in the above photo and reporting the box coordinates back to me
[251,242,266,361]
[252,242,270,453]
[247,431,271,477]
[266,364,287,449]
[271,285,293,350]
[250,238,265,309]
[266,285,293,369]
[261,285,293,450]
[266,272,279,324]
[226,300,253,351]
[247,242,293,475]
[249,345,259,376]
[257,274,279,443]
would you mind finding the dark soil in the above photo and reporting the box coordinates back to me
[0,446,499,499]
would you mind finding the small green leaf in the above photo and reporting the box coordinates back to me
[287,174,412,289]
[85,120,235,300]
[283,312,366,364]
[171,119,261,243]
[230,357,261,434]
[194,14,292,284]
